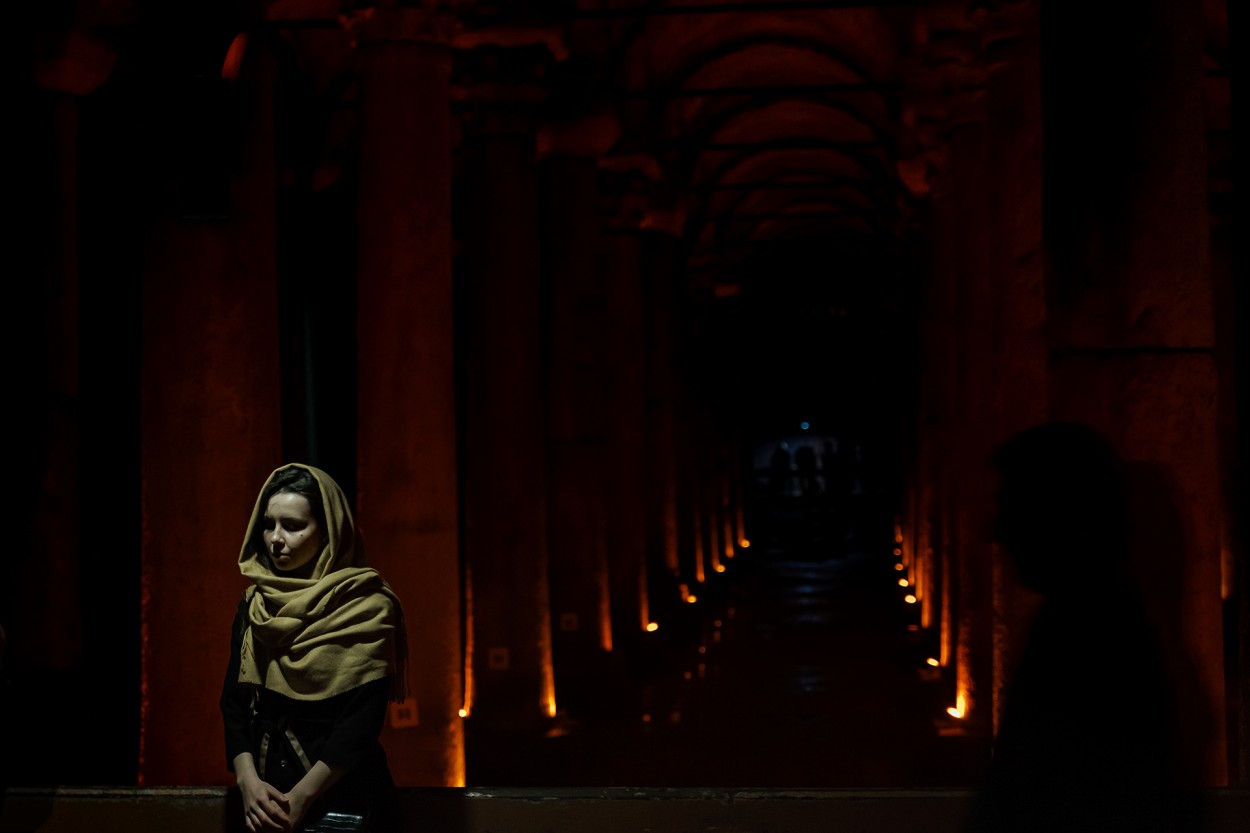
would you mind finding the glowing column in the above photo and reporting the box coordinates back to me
[948,97,996,729]
[541,154,614,700]
[140,46,280,785]
[1042,0,1225,783]
[356,5,463,786]
[919,190,959,671]
[460,110,555,729]
[984,4,1048,732]
[601,228,652,643]
[643,231,683,608]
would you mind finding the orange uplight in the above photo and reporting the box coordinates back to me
[893,547,902,556]
[540,612,557,718]
[898,578,909,587]
[646,622,659,632]
[714,564,726,573]
[904,594,917,604]
[739,539,751,548]
[462,564,476,719]
[642,713,652,723]
[947,694,967,719]
[926,658,940,667]
[894,562,905,571]
[686,595,699,604]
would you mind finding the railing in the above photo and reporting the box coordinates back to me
[4,787,1250,833]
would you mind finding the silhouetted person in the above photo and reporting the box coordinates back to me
[768,443,793,497]
[969,422,1200,833]
[850,442,865,496]
[795,444,819,497]
[820,437,853,497]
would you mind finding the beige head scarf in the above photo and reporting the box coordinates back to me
[237,464,408,703]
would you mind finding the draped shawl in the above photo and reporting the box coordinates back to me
[237,464,408,703]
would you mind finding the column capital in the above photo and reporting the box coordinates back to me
[454,40,553,135]
[356,2,455,48]
[536,110,621,161]
[597,164,686,236]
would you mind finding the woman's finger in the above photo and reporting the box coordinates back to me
[252,806,280,831]
[263,798,290,824]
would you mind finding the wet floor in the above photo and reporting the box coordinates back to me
[468,496,990,787]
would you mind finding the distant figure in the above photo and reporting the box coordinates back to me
[850,443,865,496]
[968,423,1200,833]
[794,444,819,497]
[769,443,793,497]
[820,438,853,497]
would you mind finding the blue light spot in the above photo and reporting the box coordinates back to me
[800,421,810,430]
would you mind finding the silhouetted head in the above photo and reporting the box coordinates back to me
[993,423,1126,595]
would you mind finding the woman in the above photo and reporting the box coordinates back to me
[221,464,406,832]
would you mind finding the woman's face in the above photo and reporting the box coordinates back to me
[263,492,324,574]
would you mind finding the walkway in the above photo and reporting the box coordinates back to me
[470,495,989,787]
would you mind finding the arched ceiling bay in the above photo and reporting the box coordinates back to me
[610,0,914,295]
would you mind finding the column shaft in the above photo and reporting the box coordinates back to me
[984,5,1049,731]
[603,230,651,644]
[1043,0,1225,782]
[140,51,280,785]
[644,233,682,595]
[356,9,463,785]
[460,123,554,728]
[541,155,613,706]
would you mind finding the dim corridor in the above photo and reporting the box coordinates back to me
[467,495,990,787]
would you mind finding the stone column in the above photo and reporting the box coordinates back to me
[912,190,946,636]
[602,228,651,650]
[140,47,280,784]
[643,230,683,616]
[948,98,996,731]
[356,4,463,786]
[982,2,1048,732]
[918,190,960,674]
[718,442,736,569]
[1042,0,1225,783]
[459,110,555,731]
[1204,4,1242,786]
[541,153,614,708]
[675,388,704,589]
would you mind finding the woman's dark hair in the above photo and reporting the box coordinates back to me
[252,466,328,556]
